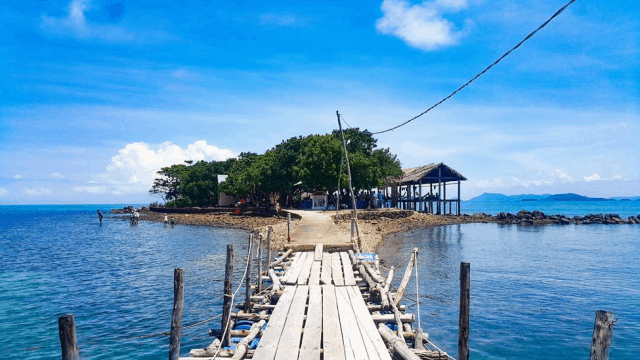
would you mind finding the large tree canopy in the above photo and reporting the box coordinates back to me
[151,129,402,207]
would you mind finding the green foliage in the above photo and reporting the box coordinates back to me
[151,129,402,207]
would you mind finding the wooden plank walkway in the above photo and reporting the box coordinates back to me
[251,244,393,360]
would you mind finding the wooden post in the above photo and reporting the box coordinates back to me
[438,165,442,215]
[458,180,461,216]
[245,234,253,312]
[590,310,615,360]
[257,234,263,293]
[58,314,79,360]
[419,179,423,212]
[222,245,234,347]
[351,218,355,238]
[266,227,272,269]
[458,262,470,360]
[169,268,184,360]
[443,181,447,214]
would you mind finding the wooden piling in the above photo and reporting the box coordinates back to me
[169,268,184,360]
[257,234,264,293]
[222,245,234,347]
[58,314,79,360]
[458,262,470,360]
[383,266,395,293]
[590,310,615,360]
[266,227,273,269]
[245,234,253,312]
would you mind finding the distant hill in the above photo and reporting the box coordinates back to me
[467,192,622,202]
[542,193,611,201]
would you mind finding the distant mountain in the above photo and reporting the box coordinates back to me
[467,193,548,202]
[541,193,611,201]
[467,192,622,202]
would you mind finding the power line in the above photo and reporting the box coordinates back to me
[371,0,577,135]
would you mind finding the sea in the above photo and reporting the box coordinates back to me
[1,202,639,359]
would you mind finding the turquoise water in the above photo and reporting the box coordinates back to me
[0,205,252,359]
[2,204,639,359]
[462,199,640,218]
[379,224,640,359]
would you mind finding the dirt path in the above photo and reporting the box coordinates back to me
[285,209,352,248]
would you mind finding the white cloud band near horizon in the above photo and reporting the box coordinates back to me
[72,140,236,196]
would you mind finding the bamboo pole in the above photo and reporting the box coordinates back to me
[269,269,282,292]
[458,262,470,360]
[270,249,293,268]
[257,235,263,293]
[266,227,272,269]
[245,234,253,312]
[169,268,184,360]
[221,245,234,347]
[58,314,79,360]
[384,266,395,293]
[395,248,418,305]
[590,310,615,360]
[231,312,267,360]
[378,323,420,360]
[387,292,405,343]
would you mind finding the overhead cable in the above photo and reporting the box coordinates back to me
[371,0,577,135]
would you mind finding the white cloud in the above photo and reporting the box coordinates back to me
[73,186,107,194]
[584,173,601,182]
[41,0,135,42]
[51,172,65,179]
[95,140,235,195]
[376,0,470,50]
[0,188,7,196]
[25,188,52,196]
[12,175,22,180]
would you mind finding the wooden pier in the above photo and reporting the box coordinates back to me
[180,242,449,360]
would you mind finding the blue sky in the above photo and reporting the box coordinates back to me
[1,0,638,204]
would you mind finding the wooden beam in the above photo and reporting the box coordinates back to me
[221,245,234,347]
[458,262,470,360]
[58,314,79,360]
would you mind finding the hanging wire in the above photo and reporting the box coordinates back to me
[371,0,577,135]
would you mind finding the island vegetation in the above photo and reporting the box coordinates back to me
[149,128,402,208]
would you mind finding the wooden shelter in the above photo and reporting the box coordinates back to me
[383,163,467,215]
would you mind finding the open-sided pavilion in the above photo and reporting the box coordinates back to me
[383,163,467,215]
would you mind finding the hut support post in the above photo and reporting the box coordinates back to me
[438,165,442,215]
[266,227,272,269]
[222,245,234,347]
[419,179,423,212]
[458,180,461,216]
[444,181,447,214]
[244,234,253,312]
[169,268,184,360]
[458,262,470,360]
[58,314,79,360]
[590,310,615,360]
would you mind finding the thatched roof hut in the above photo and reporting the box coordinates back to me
[386,162,467,185]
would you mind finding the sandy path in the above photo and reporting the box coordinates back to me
[285,209,352,248]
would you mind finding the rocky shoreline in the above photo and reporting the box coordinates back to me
[468,210,640,225]
[111,205,639,251]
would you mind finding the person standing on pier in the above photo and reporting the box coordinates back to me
[97,210,103,225]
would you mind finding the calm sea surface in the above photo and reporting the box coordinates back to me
[379,224,640,359]
[0,205,253,359]
[462,199,640,218]
[1,204,639,359]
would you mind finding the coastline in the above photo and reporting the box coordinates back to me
[135,207,639,251]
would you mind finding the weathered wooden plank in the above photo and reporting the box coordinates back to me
[335,286,370,360]
[286,252,308,285]
[331,252,344,286]
[298,285,322,360]
[346,286,392,360]
[275,286,310,360]
[252,286,297,360]
[320,252,332,285]
[314,243,323,260]
[297,252,315,285]
[279,252,302,284]
[309,261,321,285]
[340,252,356,286]
[322,285,346,360]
